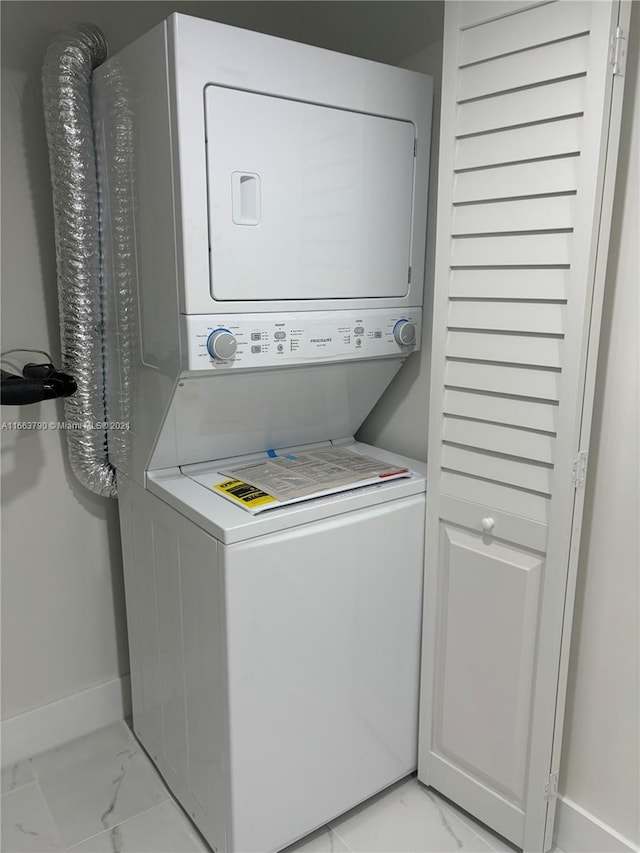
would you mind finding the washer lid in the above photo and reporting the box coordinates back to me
[147,442,426,545]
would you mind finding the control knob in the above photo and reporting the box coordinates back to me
[393,319,416,346]
[207,328,237,361]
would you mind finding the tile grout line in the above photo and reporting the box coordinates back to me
[34,776,67,850]
[163,789,213,850]
[422,789,509,852]
[0,778,39,799]
[24,721,172,852]
[462,821,510,852]
[1,756,39,797]
[326,820,355,852]
[471,831,500,852]
[7,731,508,853]
[24,745,92,850]
[325,780,508,853]
[65,799,171,850]
[0,779,36,798]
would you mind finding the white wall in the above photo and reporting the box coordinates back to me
[1,55,128,725]
[4,3,636,845]
[558,4,640,844]
[358,37,443,460]
[0,0,442,738]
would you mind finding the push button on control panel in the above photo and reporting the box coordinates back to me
[251,332,261,341]
[354,326,365,335]
[251,345,262,353]
[274,331,287,340]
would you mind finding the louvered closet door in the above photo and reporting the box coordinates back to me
[419,2,630,852]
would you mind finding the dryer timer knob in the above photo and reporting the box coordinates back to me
[393,320,416,346]
[207,329,237,361]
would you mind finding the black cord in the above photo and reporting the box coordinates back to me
[0,348,54,364]
[0,351,76,406]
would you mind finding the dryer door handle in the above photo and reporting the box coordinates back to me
[232,172,261,225]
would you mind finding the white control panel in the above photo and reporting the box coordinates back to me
[183,309,422,371]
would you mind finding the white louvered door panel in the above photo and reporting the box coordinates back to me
[419,3,631,851]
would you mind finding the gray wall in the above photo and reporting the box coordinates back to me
[357,38,443,460]
[2,0,638,846]
[0,0,442,721]
[558,4,639,842]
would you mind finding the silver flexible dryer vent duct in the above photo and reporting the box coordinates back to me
[42,25,117,497]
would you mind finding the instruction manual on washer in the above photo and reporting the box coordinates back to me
[200,447,411,513]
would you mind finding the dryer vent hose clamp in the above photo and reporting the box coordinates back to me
[42,25,117,497]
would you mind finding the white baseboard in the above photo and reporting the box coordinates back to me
[555,796,639,853]
[1,674,131,767]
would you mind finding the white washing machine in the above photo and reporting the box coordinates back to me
[94,14,432,852]
[119,441,425,852]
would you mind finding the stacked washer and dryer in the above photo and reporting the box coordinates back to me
[94,14,432,853]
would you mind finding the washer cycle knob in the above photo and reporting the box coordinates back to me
[207,329,237,361]
[393,320,416,346]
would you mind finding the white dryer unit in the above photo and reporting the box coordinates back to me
[94,14,432,853]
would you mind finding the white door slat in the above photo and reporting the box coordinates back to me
[443,417,556,464]
[444,389,558,432]
[442,445,553,493]
[445,361,561,401]
[451,234,571,268]
[455,118,583,171]
[447,331,563,367]
[454,158,579,204]
[440,471,550,524]
[448,301,565,334]
[457,78,584,137]
[459,2,591,66]
[458,35,588,102]
[458,1,551,31]
[453,196,575,235]
[449,269,569,300]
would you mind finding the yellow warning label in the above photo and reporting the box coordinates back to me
[213,479,277,508]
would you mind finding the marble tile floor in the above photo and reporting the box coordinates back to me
[1,721,558,853]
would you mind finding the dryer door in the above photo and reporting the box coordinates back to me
[205,85,416,302]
